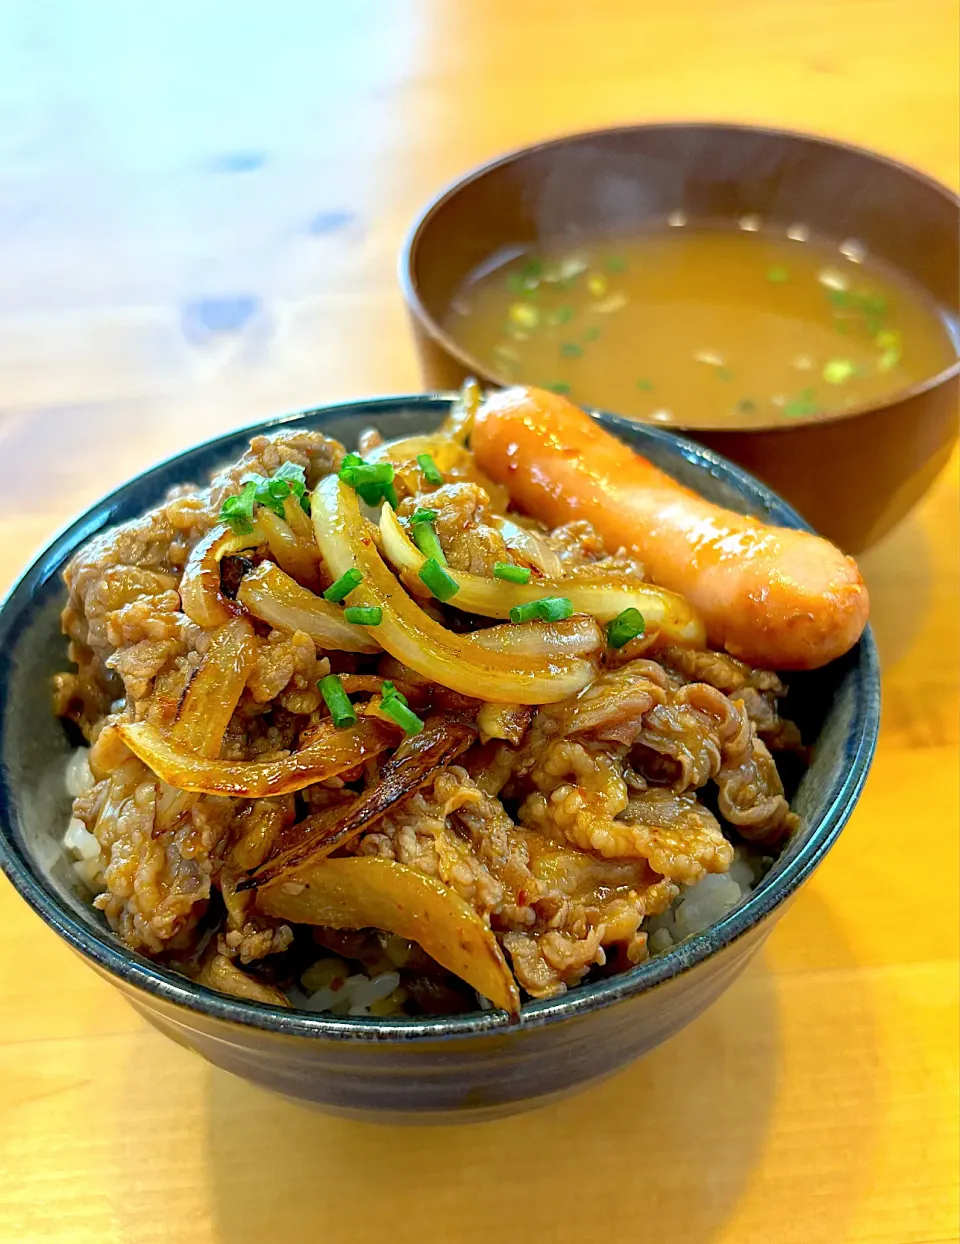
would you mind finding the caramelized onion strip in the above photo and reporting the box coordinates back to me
[240,720,475,890]
[379,503,705,645]
[236,561,380,654]
[311,477,594,704]
[256,856,520,1014]
[116,717,397,798]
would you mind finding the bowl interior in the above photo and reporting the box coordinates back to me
[0,395,879,1037]
[405,123,960,418]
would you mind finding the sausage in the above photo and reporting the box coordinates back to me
[471,387,869,670]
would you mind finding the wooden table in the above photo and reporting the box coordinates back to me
[0,3,957,1241]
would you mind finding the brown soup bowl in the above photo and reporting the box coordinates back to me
[400,123,960,553]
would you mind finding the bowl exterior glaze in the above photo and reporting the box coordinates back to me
[0,395,879,1121]
[401,123,960,553]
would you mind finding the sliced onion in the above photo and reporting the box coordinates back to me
[172,616,258,756]
[116,716,396,797]
[255,856,520,1014]
[311,477,595,704]
[472,615,604,659]
[180,522,264,629]
[365,433,511,513]
[494,517,564,577]
[240,720,476,889]
[236,561,380,654]
[379,503,705,645]
[257,505,322,590]
[198,954,291,1008]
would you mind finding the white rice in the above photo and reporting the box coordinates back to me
[643,846,767,951]
[61,748,104,891]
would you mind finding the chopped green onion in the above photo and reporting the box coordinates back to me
[339,461,395,488]
[380,694,424,736]
[783,388,820,418]
[547,382,571,395]
[606,607,646,649]
[737,398,757,413]
[493,562,532,584]
[582,325,601,343]
[508,601,540,624]
[323,568,363,602]
[716,368,734,382]
[536,596,574,622]
[219,480,258,535]
[560,342,583,359]
[338,456,397,507]
[766,266,789,283]
[381,679,404,703]
[827,289,851,309]
[509,596,573,624]
[547,305,575,326]
[319,674,357,728]
[418,558,459,601]
[822,358,857,385]
[410,507,438,524]
[605,255,627,273]
[411,518,446,565]
[343,606,382,626]
[506,272,525,294]
[636,378,654,392]
[416,453,443,486]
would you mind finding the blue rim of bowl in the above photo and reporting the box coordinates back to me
[0,392,880,1042]
[399,120,960,433]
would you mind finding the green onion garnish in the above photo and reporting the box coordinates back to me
[411,518,446,565]
[418,558,459,601]
[219,459,312,533]
[509,596,573,624]
[766,266,789,283]
[343,606,382,626]
[410,508,438,524]
[219,480,258,535]
[606,607,646,649]
[339,461,394,488]
[548,382,571,395]
[636,378,654,392]
[338,457,397,507]
[380,680,423,736]
[583,325,601,343]
[547,306,575,326]
[605,255,627,273]
[380,693,424,736]
[319,674,357,727]
[560,342,583,358]
[493,562,531,584]
[323,568,363,602]
[416,453,443,486]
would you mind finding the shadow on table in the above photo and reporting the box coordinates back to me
[194,894,881,1244]
[199,951,781,1243]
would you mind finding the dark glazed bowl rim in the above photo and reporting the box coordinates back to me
[0,393,880,1043]
[399,121,960,434]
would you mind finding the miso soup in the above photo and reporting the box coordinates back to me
[442,226,958,428]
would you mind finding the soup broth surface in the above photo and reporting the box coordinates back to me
[443,226,957,428]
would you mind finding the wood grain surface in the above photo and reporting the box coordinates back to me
[0,3,957,1242]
